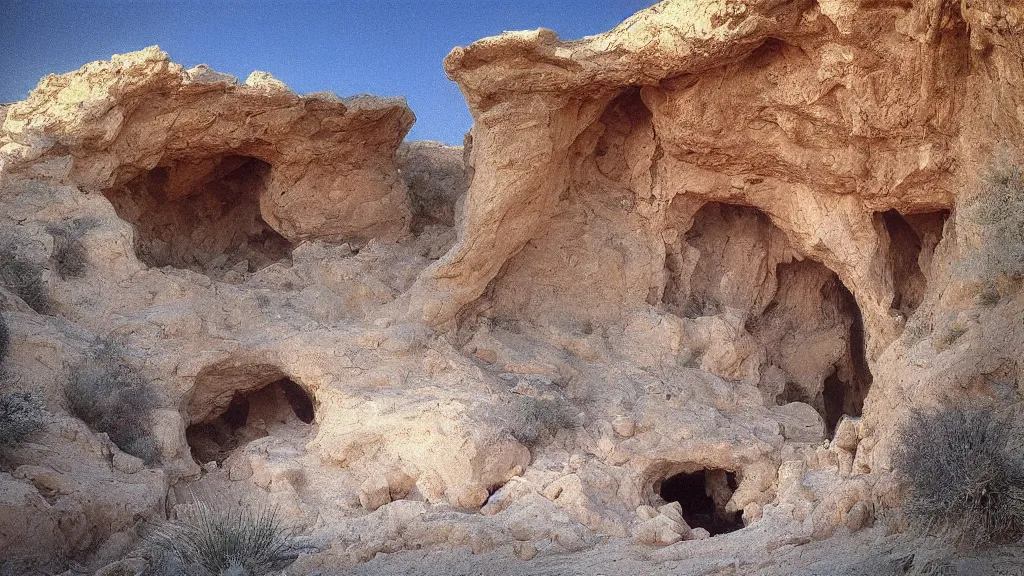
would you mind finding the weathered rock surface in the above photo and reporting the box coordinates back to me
[2,0,1024,574]
[1,46,414,277]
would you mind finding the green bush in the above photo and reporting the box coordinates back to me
[64,345,158,463]
[892,407,1024,547]
[149,499,299,576]
[504,394,579,447]
[0,392,45,446]
[46,217,98,280]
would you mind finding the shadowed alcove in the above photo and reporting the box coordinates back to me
[655,468,744,536]
[186,377,315,465]
[664,200,874,436]
[102,154,292,278]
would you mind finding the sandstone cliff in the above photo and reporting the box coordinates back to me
[1,1,1024,574]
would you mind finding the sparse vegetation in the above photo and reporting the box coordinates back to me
[902,318,931,345]
[892,407,1024,547]
[975,283,1001,307]
[0,392,45,447]
[935,323,968,350]
[0,313,9,366]
[253,293,271,309]
[149,499,299,576]
[0,236,50,314]
[505,394,579,447]
[64,344,158,463]
[46,217,98,280]
[960,163,1024,287]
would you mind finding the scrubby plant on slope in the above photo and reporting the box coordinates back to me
[46,217,98,280]
[0,313,9,366]
[64,344,158,463]
[149,499,299,576]
[0,236,50,314]
[960,164,1024,292]
[892,407,1024,547]
[505,394,580,447]
[0,392,45,447]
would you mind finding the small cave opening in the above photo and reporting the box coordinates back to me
[656,469,743,536]
[821,278,873,434]
[185,377,315,465]
[877,209,949,316]
[102,154,292,278]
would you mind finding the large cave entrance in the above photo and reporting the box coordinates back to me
[656,469,743,536]
[186,377,315,465]
[755,260,873,435]
[102,155,292,278]
[664,201,874,436]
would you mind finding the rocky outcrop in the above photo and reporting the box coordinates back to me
[3,0,1024,574]
[1,47,414,276]
[403,0,972,356]
[399,0,1024,475]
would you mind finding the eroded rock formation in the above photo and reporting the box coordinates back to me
[1,47,414,277]
[2,0,1024,574]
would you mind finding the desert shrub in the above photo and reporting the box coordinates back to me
[934,323,968,350]
[960,164,1024,285]
[0,238,50,314]
[149,499,299,576]
[902,318,931,345]
[892,407,1024,547]
[64,345,158,463]
[975,283,1001,306]
[0,313,8,366]
[46,217,98,280]
[505,394,579,447]
[0,392,45,446]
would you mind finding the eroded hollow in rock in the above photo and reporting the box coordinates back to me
[755,260,873,435]
[186,377,314,464]
[664,202,786,319]
[102,155,292,277]
[878,209,948,315]
[665,201,874,435]
[657,469,743,536]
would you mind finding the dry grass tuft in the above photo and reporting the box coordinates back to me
[149,499,299,576]
[0,313,8,366]
[893,407,1024,547]
[0,235,50,314]
[504,394,580,447]
[46,217,98,280]
[64,343,158,463]
[0,392,45,447]
[960,164,1024,288]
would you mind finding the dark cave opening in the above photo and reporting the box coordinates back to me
[185,377,315,465]
[821,278,873,435]
[667,200,875,437]
[657,469,743,536]
[102,155,292,278]
[767,271,872,437]
[877,209,949,316]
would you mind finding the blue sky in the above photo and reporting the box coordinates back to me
[0,0,652,144]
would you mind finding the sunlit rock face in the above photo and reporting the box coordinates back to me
[1,47,414,270]
[3,0,1024,574]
